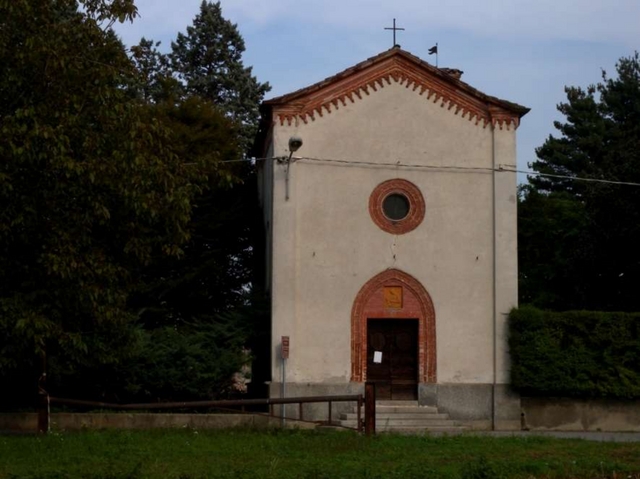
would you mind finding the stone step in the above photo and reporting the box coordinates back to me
[340,412,450,420]
[376,400,419,406]
[376,426,469,434]
[340,418,460,427]
[338,401,467,434]
[375,406,439,414]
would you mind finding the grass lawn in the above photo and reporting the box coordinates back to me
[1,429,640,479]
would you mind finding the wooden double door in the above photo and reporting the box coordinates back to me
[366,319,418,400]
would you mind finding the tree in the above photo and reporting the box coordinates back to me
[520,53,640,311]
[170,1,271,151]
[113,2,272,401]
[0,0,239,406]
[126,97,257,334]
[128,2,271,324]
[130,38,182,103]
[1,0,271,407]
[518,186,592,310]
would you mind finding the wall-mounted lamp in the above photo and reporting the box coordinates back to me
[285,136,303,201]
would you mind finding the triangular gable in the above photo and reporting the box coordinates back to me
[263,46,529,131]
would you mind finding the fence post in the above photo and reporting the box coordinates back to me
[37,392,49,434]
[37,367,49,434]
[364,382,376,436]
[37,350,49,435]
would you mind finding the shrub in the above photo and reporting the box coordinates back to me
[509,305,640,398]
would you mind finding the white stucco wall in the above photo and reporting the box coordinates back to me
[268,79,519,387]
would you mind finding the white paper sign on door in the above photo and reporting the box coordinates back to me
[373,351,383,363]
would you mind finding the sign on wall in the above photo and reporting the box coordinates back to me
[281,336,290,359]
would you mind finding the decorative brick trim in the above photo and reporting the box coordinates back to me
[269,52,525,130]
[351,269,436,383]
[369,179,425,235]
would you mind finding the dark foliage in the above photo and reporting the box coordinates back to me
[520,53,640,311]
[0,0,269,408]
[509,306,640,398]
[0,0,204,407]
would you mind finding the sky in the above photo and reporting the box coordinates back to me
[113,1,640,177]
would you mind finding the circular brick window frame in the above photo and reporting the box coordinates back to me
[369,179,425,234]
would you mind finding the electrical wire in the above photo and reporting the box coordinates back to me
[499,167,640,187]
[295,155,495,172]
[217,155,640,187]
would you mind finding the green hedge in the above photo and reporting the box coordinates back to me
[509,305,640,398]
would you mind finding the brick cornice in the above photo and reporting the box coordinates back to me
[266,48,528,131]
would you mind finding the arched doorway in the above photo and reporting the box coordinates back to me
[351,269,436,399]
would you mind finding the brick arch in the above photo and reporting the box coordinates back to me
[351,268,436,383]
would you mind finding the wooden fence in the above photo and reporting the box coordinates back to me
[37,383,377,435]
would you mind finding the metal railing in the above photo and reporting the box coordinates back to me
[37,387,377,436]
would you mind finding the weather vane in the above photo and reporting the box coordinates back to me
[428,43,438,67]
[384,18,405,47]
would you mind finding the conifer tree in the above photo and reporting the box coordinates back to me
[170,1,270,151]
[121,2,271,401]
[520,53,640,311]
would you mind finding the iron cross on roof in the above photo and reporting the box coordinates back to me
[384,18,405,47]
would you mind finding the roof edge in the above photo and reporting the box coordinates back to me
[264,46,529,118]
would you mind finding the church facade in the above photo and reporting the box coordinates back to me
[255,47,529,429]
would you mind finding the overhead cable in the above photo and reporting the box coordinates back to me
[216,155,640,187]
[499,167,640,188]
